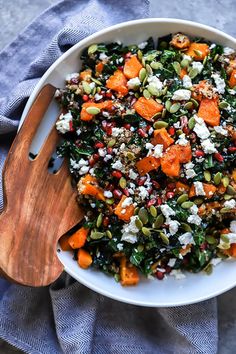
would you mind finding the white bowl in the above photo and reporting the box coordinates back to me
[21,19,236,307]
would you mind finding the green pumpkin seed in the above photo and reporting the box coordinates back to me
[135,218,143,230]
[96,87,101,93]
[220,234,230,243]
[107,139,116,147]
[162,86,168,95]
[88,44,98,55]
[170,102,181,113]
[222,176,230,187]
[213,54,219,62]
[188,116,196,129]
[194,198,204,205]
[159,232,169,245]
[96,213,103,228]
[146,64,153,75]
[142,57,146,67]
[149,205,158,218]
[181,223,192,232]
[181,201,194,209]
[152,214,164,229]
[127,152,135,160]
[226,185,236,195]
[143,89,151,99]
[139,68,147,82]
[145,53,157,61]
[90,231,104,240]
[220,207,231,213]
[106,230,112,239]
[161,108,167,118]
[150,61,163,70]
[82,81,92,94]
[219,101,229,109]
[91,77,102,85]
[206,235,217,244]
[165,100,172,112]
[224,194,233,200]
[119,177,127,189]
[213,172,222,185]
[176,129,183,136]
[153,120,168,129]
[137,244,144,252]
[134,207,140,215]
[156,98,162,104]
[204,264,213,275]
[177,194,189,204]
[86,107,101,115]
[106,198,114,205]
[138,207,149,225]
[218,242,230,250]
[142,227,151,237]
[148,84,162,97]
[194,49,202,57]
[188,68,199,79]
[172,61,181,75]
[190,98,199,108]
[180,58,190,68]
[159,41,168,49]
[184,101,193,110]
[152,112,162,120]
[92,86,97,95]
[137,49,143,60]
[204,170,211,182]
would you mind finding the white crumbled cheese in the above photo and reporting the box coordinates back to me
[201,139,217,154]
[127,77,141,89]
[76,128,82,136]
[167,258,176,267]
[230,220,236,233]
[121,197,133,208]
[182,54,192,61]
[148,127,154,135]
[138,186,149,200]
[116,243,124,251]
[187,214,202,226]
[223,47,235,55]
[99,52,108,60]
[178,232,195,246]
[190,204,199,215]
[172,89,191,101]
[191,61,203,73]
[102,111,110,118]
[111,127,124,137]
[104,190,113,198]
[70,158,87,170]
[193,116,210,139]
[211,258,222,266]
[79,165,90,175]
[119,143,126,151]
[104,154,112,162]
[228,89,236,95]
[182,75,192,88]
[98,148,106,157]
[169,220,180,236]
[185,169,197,179]
[129,169,138,180]
[160,204,176,218]
[147,75,163,91]
[211,73,226,94]
[65,72,79,81]
[112,160,124,171]
[94,93,103,101]
[146,142,154,150]
[121,216,139,244]
[194,181,206,196]
[214,126,228,136]
[138,41,148,49]
[121,210,126,214]
[173,121,180,129]
[153,144,163,158]
[170,269,186,280]
[56,112,72,134]
[175,133,188,146]
[224,199,236,209]
[227,233,236,244]
[209,43,216,49]
[89,82,96,90]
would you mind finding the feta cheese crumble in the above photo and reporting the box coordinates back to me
[191,61,203,73]
[129,169,138,180]
[194,181,206,196]
[121,216,139,244]
[172,89,191,101]
[168,220,180,235]
[56,112,72,134]
[127,77,141,89]
[211,73,226,94]
[138,186,149,200]
[175,133,188,146]
[111,127,124,137]
[193,116,210,139]
[182,75,192,88]
[187,214,202,226]
[224,199,236,209]
[160,204,176,218]
[111,160,125,172]
[121,197,133,208]
[214,126,228,136]
[178,232,195,246]
[104,190,113,198]
[201,139,217,154]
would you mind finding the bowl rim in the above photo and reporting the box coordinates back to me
[21,18,236,306]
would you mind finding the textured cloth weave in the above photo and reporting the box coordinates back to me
[0,1,218,353]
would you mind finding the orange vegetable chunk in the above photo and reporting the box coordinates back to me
[198,97,220,126]
[114,195,135,222]
[189,183,217,198]
[68,227,89,249]
[78,249,92,269]
[180,68,187,79]
[134,97,163,121]
[95,62,104,75]
[78,174,105,201]
[151,128,174,150]
[80,100,113,121]
[136,156,160,176]
[120,257,139,286]
[123,55,143,79]
[59,234,72,251]
[175,181,190,193]
[171,144,192,163]
[106,70,128,97]
[161,149,180,177]
[186,43,209,60]
[79,69,92,81]
[229,69,236,88]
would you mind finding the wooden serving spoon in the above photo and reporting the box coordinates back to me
[0,84,84,286]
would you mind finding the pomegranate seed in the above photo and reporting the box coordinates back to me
[168,127,175,136]
[107,184,115,191]
[200,243,207,251]
[94,142,104,149]
[123,188,130,197]
[167,183,175,190]
[228,146,236,153]
[165,266,172,274]
[195,150,205,157]
[112,171,122,179]
[103,216,109,227]
[101,120,107,130]
[106,126,112,135]
[214,152,224,162]
[180,116,188,127]
[93,153,100,161]
[82,94,89,101]
[106,91,113,98]
[189,132,197,143]
[117,66,124,71]
[69,120,74,131]
[157,197,162,205]
[71,77,79,84]
[124,123,131,130]
[107,147,113,154]
[138,128,147,138]
[146,125,152,131]
[147,199,156,207]
[183,126,190,135]
[89,156,96,167]
[166,192,175,199]
[131,97,137,106]
[152,180,160,189]
[113,189,123,199]
[137,177,146,186]
[156,271,165,280]
[147,187,153,195]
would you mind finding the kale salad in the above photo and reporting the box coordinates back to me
[56,33,236,285]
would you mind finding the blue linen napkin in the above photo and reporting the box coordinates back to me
[0,1,218,353]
